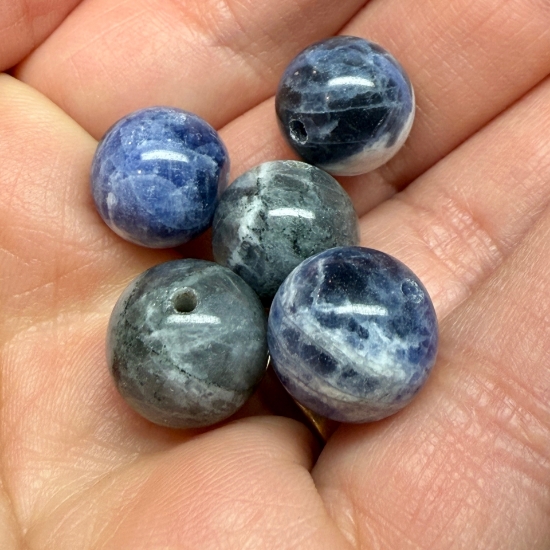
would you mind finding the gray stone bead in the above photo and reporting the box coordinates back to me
[212,160,359,303]
[107,259,268,428]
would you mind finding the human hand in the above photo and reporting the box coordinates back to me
[1,0,549,548]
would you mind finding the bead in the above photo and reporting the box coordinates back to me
[275,36,414,176]
[107,259,268,428]
[268,247,438,423]
[212,160,359,303]
[91,107,229,248]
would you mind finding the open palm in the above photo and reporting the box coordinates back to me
[1,0,549,548]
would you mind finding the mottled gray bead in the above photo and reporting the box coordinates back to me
[107,259,268,428]
[212,161,359,303]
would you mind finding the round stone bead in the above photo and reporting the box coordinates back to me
[275,36,414,176]
[212,160,359,303]
[268,247,438,423]
[91,107,229,248]
[107,259,267,428]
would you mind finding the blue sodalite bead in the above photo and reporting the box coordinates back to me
[268,247,438,423]
[91,107,229,248]
[107,260,267,428]
[212,161,359,303]
[276,36,414,176]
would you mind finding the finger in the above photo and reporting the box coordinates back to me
[221,0,550,215]
[15,0,367,138]
[0,75,176,337]
[308,72,550,548]
[22,418,341,549]
[0,0,83,70]
[0,75,182,525]
[0,484,20,550]
[355,74,550,320]
[314,210,550,549]
[340,0,550,213]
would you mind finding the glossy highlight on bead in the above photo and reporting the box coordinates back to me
[107,259,268,428]
[91,106,229,248]
[268,247,438,423]
[276,36,415,176]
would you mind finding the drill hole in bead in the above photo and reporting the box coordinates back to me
[401,279,424,304]
[289,119,308,144]
[172,288,198,313]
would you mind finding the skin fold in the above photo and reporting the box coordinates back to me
[0,0,549,548]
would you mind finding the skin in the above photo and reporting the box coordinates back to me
[0,0,549,548]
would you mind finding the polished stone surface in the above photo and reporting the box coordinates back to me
[212,161,359,303]
[268,247,438,423]
[276,36,414,176]
[91,107,229,248]
[107,260,268,428]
